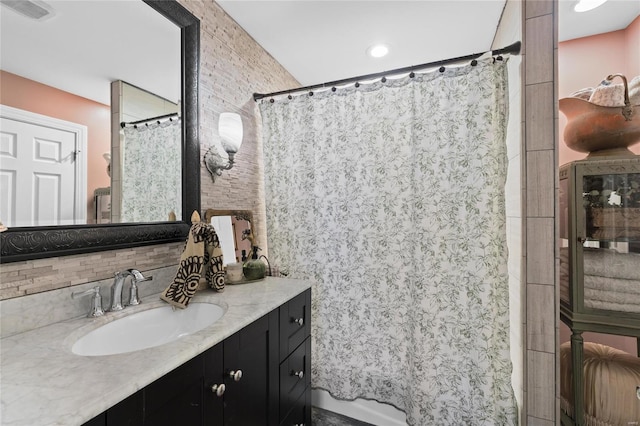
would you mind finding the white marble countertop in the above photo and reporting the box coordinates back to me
[0,277,311,426]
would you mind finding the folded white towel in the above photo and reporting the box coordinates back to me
[583,248,640,280]
[584,274,640,295]
[585,298,640,313]
[584,287,640,305]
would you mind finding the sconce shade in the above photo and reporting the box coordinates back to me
[219,112,243,154]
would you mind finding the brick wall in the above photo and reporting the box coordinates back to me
[0,0,299,300]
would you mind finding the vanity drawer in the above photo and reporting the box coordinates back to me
[279,383,311,426]
[279,336,311,422]
[279,289,311,362]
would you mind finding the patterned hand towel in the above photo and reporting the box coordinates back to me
[160,212,225,309]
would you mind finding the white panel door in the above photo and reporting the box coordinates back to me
[0,106,87,227]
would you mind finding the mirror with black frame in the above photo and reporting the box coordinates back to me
[0,0,200,263]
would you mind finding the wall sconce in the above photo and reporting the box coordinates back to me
[204,112,243,181]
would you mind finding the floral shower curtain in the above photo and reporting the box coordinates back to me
[259,59,517,425]
[121,120,181,222]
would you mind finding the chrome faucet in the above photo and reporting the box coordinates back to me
[71,286,105,318]
[109,269,153,311]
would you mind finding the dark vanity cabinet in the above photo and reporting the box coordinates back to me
[83,288,311,426]
[204,312,279,426]
[278,290,312,426]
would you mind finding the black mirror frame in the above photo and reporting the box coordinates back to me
[0,0,200,263]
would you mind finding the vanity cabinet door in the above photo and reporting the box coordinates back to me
[144,353,205,426]
[106,390,143,426]
[82,414,105,426]
[222,312,279,426]
[203,342,224,424]
[278,289,311,425]
[279,290,311,363]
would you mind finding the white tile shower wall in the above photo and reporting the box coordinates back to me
[492,0,524,421]
[0,0,299,301]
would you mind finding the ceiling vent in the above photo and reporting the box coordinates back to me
[1,0,55,21]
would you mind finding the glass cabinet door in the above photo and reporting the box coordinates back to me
[578,165,640,315]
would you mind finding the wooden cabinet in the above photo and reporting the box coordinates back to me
[559,158,640,426]
[278,289,311,426]
[82,288,311,426]
[145,354,205,426]
[205,312,279,426]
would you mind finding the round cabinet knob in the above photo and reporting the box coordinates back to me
[293,317,304,326]
[229,369,243,382]
[291,370,304,379]
[211,383,225,397]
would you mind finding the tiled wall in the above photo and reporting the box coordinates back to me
[523,0,558,423]
[0,0,299,301]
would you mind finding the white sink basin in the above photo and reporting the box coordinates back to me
[72,303,225,356]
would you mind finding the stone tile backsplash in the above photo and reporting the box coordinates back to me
[0,243,182,300]
[0,265,177,338]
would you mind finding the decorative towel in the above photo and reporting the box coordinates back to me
[160,211,225,308]
[588,75,640,107]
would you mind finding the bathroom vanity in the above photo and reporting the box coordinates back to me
[0,277,311,426]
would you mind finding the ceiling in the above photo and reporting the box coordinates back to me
[1,0,638,105]
[218,0,640,87]
[0,0,180,106]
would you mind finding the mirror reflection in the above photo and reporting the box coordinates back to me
[0,0,181,227]
[204,209,253,266]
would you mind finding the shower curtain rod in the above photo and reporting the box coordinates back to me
[120,112,179,129]
[253,41,521,101]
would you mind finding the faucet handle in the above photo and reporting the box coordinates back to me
[71,286,105,318]
[128,281,142,306]
[126,269,152,306]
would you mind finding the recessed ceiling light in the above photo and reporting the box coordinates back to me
[0,0,55,20]
[574,0,608,12]
[367,44,389,58]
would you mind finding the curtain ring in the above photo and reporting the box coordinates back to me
[270,98,274,103]
[409,72,415,78]
[331,87,337,92]
[309,91,314,96]
[288,95,292,100]
[439,66,445,73]
[471,59,478,66]
[355,82,360,88]
[381,76,387,83]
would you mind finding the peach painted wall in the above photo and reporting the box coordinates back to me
[0,70,111,224]
[557,16,640,356]
[625,15,640,77]
[558,16,640,166]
